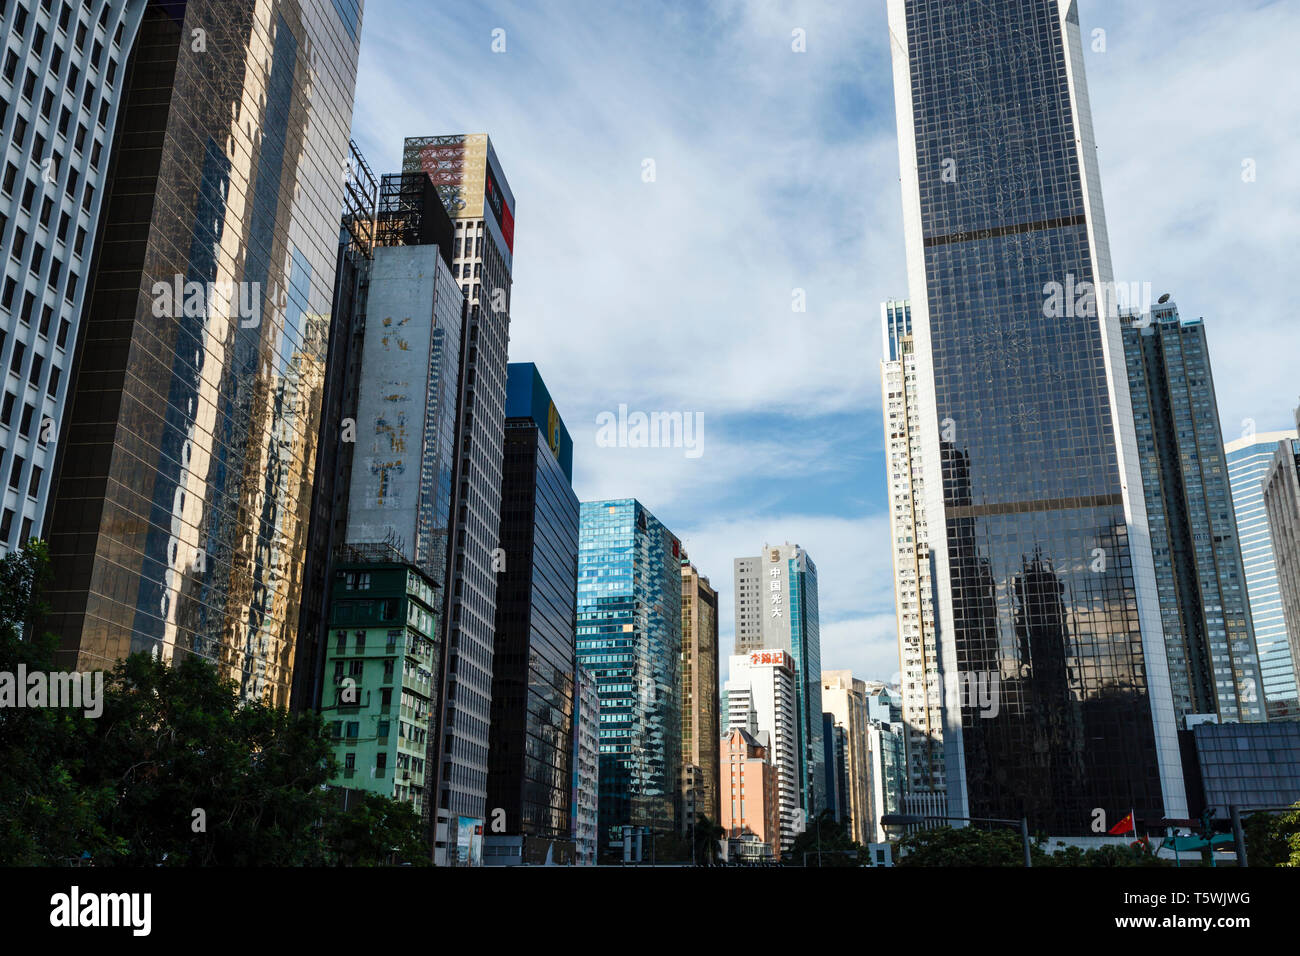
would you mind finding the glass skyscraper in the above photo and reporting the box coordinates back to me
[1225,427,1300,718]
[888,0,1186,832]
[1121,303,1263,722]
[46,0,364,708]
[485,362,579,865]
[576,498,681,859]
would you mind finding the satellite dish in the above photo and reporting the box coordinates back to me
[1158,293,1171,304]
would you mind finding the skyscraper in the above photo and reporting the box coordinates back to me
[888,0,1187,831]
[292,140,378,713]
[724,650,800,854]
[403,133,516,863]
[1226,427,1300,718]
[1263,409,1300,703]
[46,0,365,708]
[733,543,824,815]
[820,670,872,844]
[485,362,579,866]
[576,498,681,859]
[1,1,145,555]
[881,297,944,794]
[1121,302,1264,722]
[680,556,720,829]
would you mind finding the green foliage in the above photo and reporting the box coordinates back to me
[1243,803,1300,867]
[896,825,1174,867]
[784,809,865,866]
[0,541,428,866]
[895,824,1044,867]
[691,814,726,865]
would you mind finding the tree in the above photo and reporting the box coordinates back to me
[322,792,430,866]
[785,809,864,866]
[691,814,726,865]
[0,540,429,866]
[0,541,118,865]
[1243,803,1300,867]
[895,825,1048,867]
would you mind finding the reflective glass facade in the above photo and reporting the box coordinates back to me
[1122,304,1263,722]
[1226,429,1300,718]
[486,363,579,860]
[889,0,1186,832]
[46,0,364,708]
[577,498,681,857]
[0,1,144,555]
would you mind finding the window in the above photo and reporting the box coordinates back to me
[2,277,16,310]
[2,51,18,83]
[75,22,87,51]
[19,293,34,324]
[9,456,23,489]
[46,365,59,396]
[12,228,27,257]
[38,305,52,337]
[345,722,359,739]
[3,163,18,194]
[0,510,13,542]
[39,197,53,227]
[28,355,41,385]
[19,180,34,212]
[9,341,25,373]
[21,69,37,101]
[18,403,33,437]
[57,318,71,348]
[27,465,41,498]
[0,392,14,426]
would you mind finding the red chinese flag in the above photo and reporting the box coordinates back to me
[1107,812,1133,836]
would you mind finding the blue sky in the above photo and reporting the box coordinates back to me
[350,0,1300,684]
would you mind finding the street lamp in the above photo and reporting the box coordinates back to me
[880,813,1033,867]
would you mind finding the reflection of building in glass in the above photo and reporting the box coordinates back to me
[403,133,516,865]
[888,0,1186,832]
[680,556,720,830]
[733,543,825,816]
[577,499,681,860]
[1226,426,1300,718]
[1122,303,1264,723]
[881,298,944,794]
[485,363,579,866]
[1,2,146,556]
[47,1,364,709]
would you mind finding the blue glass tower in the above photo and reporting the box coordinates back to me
[576,498,681,858]
[1228,428,1300,718]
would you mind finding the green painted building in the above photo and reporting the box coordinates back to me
[323,559,442,813]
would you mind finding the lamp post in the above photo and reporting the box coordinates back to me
[880,813,1033,867]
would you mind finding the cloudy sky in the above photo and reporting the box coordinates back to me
[349,0,1300,685]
